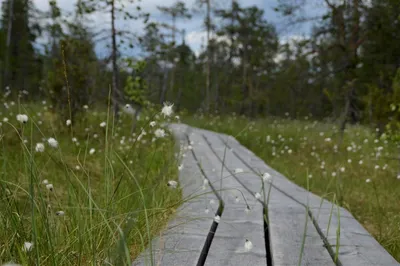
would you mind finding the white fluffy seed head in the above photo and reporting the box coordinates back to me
[262,172,272,182]
[154,128,166,138]
[35,143,45,153]
[56,211,65,216]
[66,119,71,126]
[46,184,54,191]
[16,114,28,123]
[100,122,106,128]
[22,242,33,252]
[244,239,253,252]
[167,180,178,189]
[47,138,58,148]
[161,102,174,117]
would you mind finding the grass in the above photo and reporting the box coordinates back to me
[185,113,400,261]
[0,102,182,265]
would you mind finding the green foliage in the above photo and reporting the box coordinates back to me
[0,103,181,265]
[382,69,400,142]
[124,59,148,107]
[45,35,98,122]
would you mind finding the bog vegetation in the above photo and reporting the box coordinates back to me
[1,0,400,264]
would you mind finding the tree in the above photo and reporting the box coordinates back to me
[79,0,149,114]
[156,1,191,105]
[0,0,41,93]
[216,3,278,115]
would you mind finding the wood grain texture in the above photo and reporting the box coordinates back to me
[211,125,399,266]
[134,124,398,266]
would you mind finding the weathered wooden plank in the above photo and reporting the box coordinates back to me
[134,125,218,266]
[195,127,335,266]
[135,124,398,266]
[186,128,267,266]
[205,126,399,266]
[268,188,335,266]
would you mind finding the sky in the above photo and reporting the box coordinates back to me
[32,0,324,57]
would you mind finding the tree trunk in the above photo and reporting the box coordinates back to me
[2,0,15,91]
[111,0,120,115]
[205,0,211,112]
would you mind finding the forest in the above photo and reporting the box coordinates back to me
[1,0,399,133]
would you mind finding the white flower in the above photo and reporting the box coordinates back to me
[46,184,54,191]
[3,117,9,122]
[22,242,33,252]
[254,192,261,200]
[35,143,45,153]
[324,138,331,142]
[47,138,58,148]
[332,172,337,177]
[42,179,49,185]
[154,128,166,138]
[100,122,107,128]
[178,164,183,171]
[56,211,65,216]
[89,148,96,155]
[347,159,352,163]
[234,168,244,174]
[75,165,81,170]
[374,165,380,170]
[262,172,272,182]
[72,137,77,143]
[175,115,180,120]
[161,102,174,117]
[83,105,89,109]
[366,178,371,183]
[16,114,28,123]
[359,160,363,165]
[149,121,156,127]
[244,239,253,252]
[340,167,345,173]
[214,215,221,223]
[167,180,178,188]
[66,119,71,126]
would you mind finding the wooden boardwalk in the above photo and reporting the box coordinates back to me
[134,124,399,266]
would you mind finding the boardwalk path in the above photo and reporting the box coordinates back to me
[134,124,398,266]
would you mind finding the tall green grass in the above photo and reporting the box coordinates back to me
[0,103,181,265]
[186,114,400,261]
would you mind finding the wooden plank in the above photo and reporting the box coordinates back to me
[134,124,219,266]
[208,126,399,266]
[187,128,267,266]
[195,127,335,266]
[268,188,335,266]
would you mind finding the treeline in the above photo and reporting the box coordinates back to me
[1,0,400,131]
